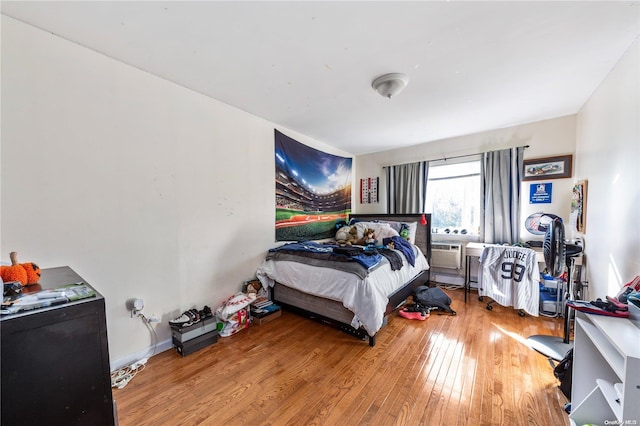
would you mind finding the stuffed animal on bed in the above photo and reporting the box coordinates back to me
[336,225,359,245]
[399,224,411,242]
[357,228,377,246]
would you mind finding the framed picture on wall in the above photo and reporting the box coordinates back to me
[571,180,587,233]
[523,155,572,181]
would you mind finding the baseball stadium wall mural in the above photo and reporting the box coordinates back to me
[274,130,352,241]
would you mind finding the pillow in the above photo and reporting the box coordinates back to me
[382,221,418,243]
[353,221,399,241]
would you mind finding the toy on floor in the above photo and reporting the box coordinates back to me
[244,280,262,294]
[243,278,268,298]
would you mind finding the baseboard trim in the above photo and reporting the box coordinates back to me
[110,338,173,371]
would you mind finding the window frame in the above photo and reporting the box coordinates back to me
[425,156,481,239]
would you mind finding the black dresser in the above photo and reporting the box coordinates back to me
[1,266,115,425]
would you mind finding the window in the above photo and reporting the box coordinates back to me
[425,160,481,236]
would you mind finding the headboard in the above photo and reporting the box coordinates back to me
[348,213,432,264]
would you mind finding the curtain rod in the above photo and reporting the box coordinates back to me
[381,145,529,169]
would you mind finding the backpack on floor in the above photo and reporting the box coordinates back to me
[413,286,456,315]
[554,348,573,399]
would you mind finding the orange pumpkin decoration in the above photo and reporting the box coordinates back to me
[21,261,41,285]
[1,252,41,286]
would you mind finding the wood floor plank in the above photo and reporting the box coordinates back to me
[345,323,423,424]
[113,286,570,425]
[380,318,439,425]
[451,297,483,425]
[398,317,450,425]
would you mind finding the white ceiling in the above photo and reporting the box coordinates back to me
[2,1,639,155]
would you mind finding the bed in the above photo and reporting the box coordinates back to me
[255,213,432,346]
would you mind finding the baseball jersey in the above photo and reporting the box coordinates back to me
[478,245,540,316]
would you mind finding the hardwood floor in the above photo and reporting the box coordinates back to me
[113,286,570,425]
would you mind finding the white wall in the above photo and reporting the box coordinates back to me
[355,115,578,243]
[575,38,640,299]
[1,16,351,366]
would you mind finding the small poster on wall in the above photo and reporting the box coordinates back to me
[360,177,379,204]
[529,182,552,204]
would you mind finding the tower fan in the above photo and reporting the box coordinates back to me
[527,217,582,362]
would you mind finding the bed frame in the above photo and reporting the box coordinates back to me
[272,213,432,346]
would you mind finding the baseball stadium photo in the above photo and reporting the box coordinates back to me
[274,130,352,241]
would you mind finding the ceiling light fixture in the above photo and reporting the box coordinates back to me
[372,73,409,98]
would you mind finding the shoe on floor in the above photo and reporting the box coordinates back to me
[200,305,213,319]
[399,308,429,320]
[169,309,200,327]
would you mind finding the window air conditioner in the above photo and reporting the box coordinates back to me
[431,243,462,269]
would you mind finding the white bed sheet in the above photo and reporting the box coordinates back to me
[255,246,429,336]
